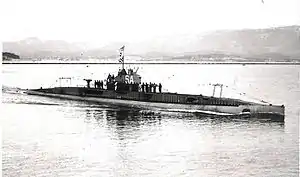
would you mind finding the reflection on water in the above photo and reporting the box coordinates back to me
[1,91,297,177]
[83,106,286,127]
[1,64,299,177]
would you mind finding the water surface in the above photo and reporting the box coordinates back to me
[1,64,299,177]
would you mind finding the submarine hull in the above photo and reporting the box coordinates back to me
[26,88,285,122]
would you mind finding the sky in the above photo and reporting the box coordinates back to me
[1,0,299,46]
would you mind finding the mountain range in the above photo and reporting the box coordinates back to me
[3,25,300,61]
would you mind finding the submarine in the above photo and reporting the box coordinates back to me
[26,46,285,122]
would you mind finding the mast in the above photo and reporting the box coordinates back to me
[212,83,223,98]
[119,45,125,70]
[122,46,125,70]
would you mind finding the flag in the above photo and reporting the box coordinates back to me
[118,45,125,63]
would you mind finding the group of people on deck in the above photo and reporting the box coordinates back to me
[106,74,115,83]
[94,80,103,89]
[92,69,163,93]
[141,82,162,93]
[93,79,162,93]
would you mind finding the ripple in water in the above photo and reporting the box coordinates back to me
[1,64,299,177]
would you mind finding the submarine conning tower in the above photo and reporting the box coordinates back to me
[106,67,142,92]
[105,45,143,92]
[114,68,142,84]
[83,45,161,93]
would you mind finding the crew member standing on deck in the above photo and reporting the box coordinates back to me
[146,83,149,93]
[107,74,112,83]
[100,80,103,89]
[149,82,152,93]
[159,83,162,93]
[142,83,145,92]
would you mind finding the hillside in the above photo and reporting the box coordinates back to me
[3,37,88,59]
[3,26,300,61]
[2,52,20,60]
[194,26,300,60]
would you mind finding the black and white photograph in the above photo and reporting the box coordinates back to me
[1,0,299,176]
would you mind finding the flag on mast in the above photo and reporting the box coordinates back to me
[118,45,125,63]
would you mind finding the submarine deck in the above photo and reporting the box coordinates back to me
[27,87,285,122]
[30,87,260,107]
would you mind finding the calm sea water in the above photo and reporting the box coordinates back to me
[1,64,299,177]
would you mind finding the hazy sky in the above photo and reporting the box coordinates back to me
[2,0,299,45]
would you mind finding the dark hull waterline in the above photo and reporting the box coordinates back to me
[26,88,285,122]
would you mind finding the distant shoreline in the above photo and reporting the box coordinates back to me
[3,61,300,65]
